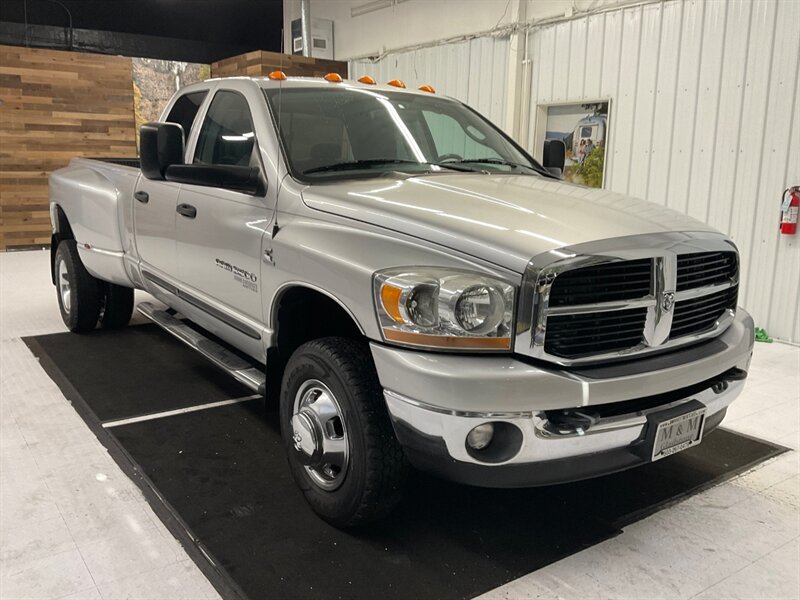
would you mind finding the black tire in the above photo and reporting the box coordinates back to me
[100,283,134,329]
[280,337,409,528]
[54,240,101,333]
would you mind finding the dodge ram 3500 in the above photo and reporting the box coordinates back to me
[48,76,753,527]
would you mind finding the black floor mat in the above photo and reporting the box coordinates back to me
[24,326,786,600]
[27,324,249,421]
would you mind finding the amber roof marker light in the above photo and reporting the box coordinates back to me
[358,75,377,85]
[268,70,287,80]
[324,72,344,83]
[387,79,406,88]
[418,85,436,94]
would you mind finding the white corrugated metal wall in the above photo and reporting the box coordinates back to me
[349,36,510,128]
[348,0,799,343]
[526,0,800,342]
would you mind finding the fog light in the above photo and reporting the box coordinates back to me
[466,423,494,450]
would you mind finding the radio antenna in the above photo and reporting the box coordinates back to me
[271,28,286,238]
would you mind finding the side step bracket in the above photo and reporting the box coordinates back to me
[137,302,266,394]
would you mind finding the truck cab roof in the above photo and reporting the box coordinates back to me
[199,75,444,98]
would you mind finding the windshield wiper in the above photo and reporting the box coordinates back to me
[447,157,555,177]
[303,159,479,175]
[449,157,539,171]
[303,159,419,174]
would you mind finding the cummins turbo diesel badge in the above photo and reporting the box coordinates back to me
[216,258,258,292]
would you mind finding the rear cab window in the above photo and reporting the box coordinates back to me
[165,91,208,141]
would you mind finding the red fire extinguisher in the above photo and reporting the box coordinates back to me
[781,186,799,235]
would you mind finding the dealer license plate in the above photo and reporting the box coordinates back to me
[651,407,707,461]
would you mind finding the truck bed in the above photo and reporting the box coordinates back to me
[49,156,142,287]
[89,157,140,169]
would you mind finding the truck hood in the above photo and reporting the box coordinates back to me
[301,173,717,273]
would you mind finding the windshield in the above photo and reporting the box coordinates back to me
[263,86,545,181]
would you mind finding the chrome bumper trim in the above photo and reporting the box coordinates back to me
[383,390,531,419]
[384,378,745,466]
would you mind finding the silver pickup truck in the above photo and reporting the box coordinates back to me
[48,75,753,527]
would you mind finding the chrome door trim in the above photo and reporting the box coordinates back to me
[514,231,739,366]
[142,270,262,340]
[142,269,179,295]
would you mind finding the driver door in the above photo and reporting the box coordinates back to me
[174,89,269,330]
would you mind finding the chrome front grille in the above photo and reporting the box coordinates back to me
[676,251,738,291]
[545,307,648,358]
[515,233,739,365]
[547,259,652,306]
[671,284,738,339]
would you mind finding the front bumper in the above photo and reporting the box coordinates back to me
[371,309,754,487]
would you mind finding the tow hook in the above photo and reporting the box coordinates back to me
[547,410,599,436]
[712,368,748,394]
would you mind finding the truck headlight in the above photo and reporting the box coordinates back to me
[373,268,515,351]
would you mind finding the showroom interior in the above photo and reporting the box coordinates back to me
[0,0,798,598]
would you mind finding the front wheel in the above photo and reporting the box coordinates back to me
[54,240,101,332]
[279,337,408,528]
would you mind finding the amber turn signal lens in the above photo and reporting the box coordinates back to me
[387,79,406,88]
[380,284,405,323]
[268,70,287,80]
[358,75,377,85]
[324,72,343,83]
[418,84,436,94]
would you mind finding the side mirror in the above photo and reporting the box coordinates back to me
[164,164,265,196]
[542,139,566,178]
[140,122,185,180]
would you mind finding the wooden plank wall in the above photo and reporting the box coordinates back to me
[0,44,137,250]
[211,50,348,79]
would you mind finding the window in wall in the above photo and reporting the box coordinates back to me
[543,101,610,188]
[194,91,255,166]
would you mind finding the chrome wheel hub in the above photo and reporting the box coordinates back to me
[57,258,71,313]
[291,379,349,491]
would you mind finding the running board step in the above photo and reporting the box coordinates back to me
[137,302,266,394]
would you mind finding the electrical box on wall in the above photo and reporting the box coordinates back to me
[291,18,334,59]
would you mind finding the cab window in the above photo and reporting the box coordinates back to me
[194,91,255,166]
[165,91,207,140]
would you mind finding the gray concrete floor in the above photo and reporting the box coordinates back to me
[1,249,798,600]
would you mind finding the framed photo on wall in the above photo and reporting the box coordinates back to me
[531,100,611,189]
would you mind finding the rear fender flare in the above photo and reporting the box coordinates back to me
[50,205,74,285]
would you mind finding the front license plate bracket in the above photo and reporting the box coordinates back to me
[633,399,708,462]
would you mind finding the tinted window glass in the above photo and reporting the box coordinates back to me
[279,111,353,173]
[264,87,541,181]
[422,110,500,160]
[165,91,207,140]
[194,91,255,166]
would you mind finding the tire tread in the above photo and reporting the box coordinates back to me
[283,337,409,527]
[55,240,101,332]
[100,283,134,329]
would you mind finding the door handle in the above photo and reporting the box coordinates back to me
[134,191,149,204]
[176,203,197,218]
